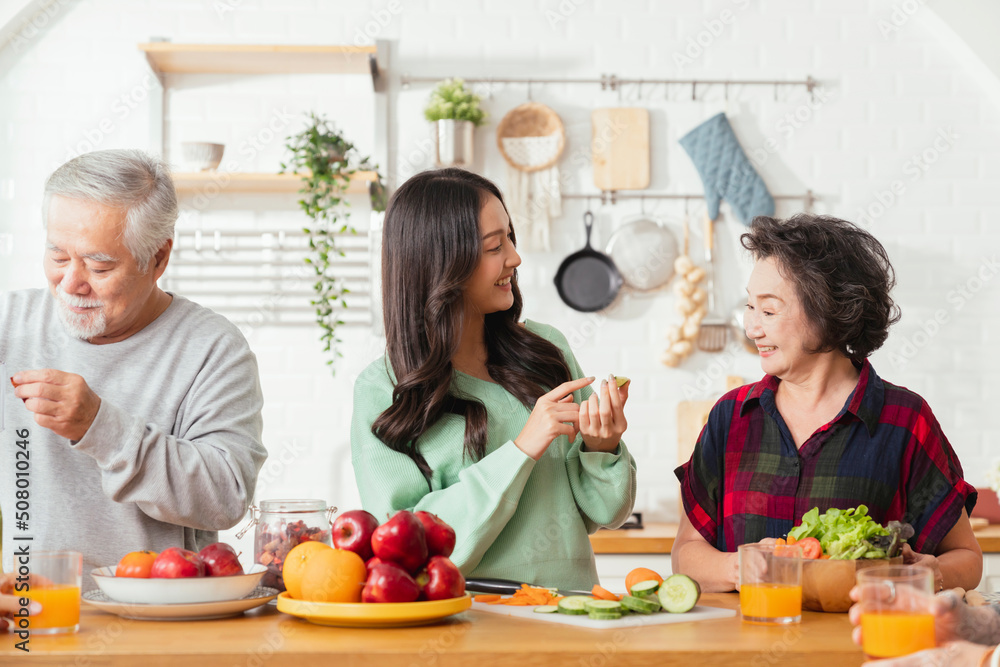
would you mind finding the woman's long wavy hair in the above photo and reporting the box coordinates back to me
[373,168,571,479]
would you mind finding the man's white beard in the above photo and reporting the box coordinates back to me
[54,285,106,340]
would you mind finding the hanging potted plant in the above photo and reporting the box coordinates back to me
[424,78,487,167]
[280,112,385,373]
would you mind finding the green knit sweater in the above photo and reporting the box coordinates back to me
[351,320,636,590]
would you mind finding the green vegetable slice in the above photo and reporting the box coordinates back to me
[584,599,623,613]
[557,595,592,615]
[629,580,660,596]
[588,611,622,620]
[657,574,701,613]
[533,605,559,613]
[621,595,661,614]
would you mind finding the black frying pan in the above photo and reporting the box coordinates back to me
[554,212,624,312]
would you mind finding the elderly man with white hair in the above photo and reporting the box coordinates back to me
[0,149,266,615]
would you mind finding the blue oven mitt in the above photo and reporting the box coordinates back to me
[679,112,774,225]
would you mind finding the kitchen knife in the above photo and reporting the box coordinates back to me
[465,577,593,598]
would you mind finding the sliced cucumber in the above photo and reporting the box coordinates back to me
[557,595,593,615]
[584,599,623,613]
[533,605,559,613]
[621,594,661,614]
[657,574,702,613]
[588,611,622,620]
[629,579,660,596]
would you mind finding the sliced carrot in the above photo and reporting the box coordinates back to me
[775,537,786,546]
[547,595,564,606]
[474,594,501,603]
[591,585,620,601]
[820,554,831,560]
[785,535,797,545]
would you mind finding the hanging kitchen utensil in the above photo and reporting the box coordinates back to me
[662,211,707,368]
[604,214,679,292]
[591,108,649,192]
[497,102,566,251]
[678,112,774,225]
[554,211,623,312]
[697,213,728,352]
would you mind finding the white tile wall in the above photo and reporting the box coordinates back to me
[1,1,999,562]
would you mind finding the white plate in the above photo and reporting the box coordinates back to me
[82,586,278,621]
[90,564,266,604]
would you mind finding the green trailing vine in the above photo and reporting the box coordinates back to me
[280,112,386,372]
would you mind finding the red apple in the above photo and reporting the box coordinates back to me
[362,562,421,603]
[415,556,465,601]
[198,542,244,577]
[371,510,428,574]
[415,511,456,558]
[150,547,206,578]
[365,556,389,574]
[332,510,380,561]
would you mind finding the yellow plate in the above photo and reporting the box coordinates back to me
[276,592,472,628]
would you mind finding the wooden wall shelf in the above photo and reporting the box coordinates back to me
[172,170,378,194]
[138,43,378,76]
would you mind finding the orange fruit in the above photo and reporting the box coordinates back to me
[282,541,332,599]
[300,548,367,603]
[625,567,664,593]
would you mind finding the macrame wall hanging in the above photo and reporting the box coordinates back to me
[496,102,566,251]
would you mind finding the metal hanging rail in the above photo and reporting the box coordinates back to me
[561,190,816,210]
[400,74,819,101]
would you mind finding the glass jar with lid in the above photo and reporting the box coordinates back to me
[239,499,336,592]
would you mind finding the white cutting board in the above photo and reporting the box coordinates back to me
[471,602,735,629]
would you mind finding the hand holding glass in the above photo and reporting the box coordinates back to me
[856,565,935,659]
[23,551,82,635]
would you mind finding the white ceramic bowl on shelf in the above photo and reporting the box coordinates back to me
[180,142,225,172]
[90,563,266,605]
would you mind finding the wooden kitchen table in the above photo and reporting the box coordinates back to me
[3,593,866,666]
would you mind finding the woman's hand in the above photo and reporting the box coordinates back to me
[849,585,1000,651]
[901,544,944,593]
[856,641,991,667]
[514,377,593,460]
[0,572,41,633]
[580,376,629,453]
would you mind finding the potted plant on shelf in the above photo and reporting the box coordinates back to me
[281,112,385,373]
[424,78,487,167]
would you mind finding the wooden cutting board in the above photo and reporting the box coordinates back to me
[592,108,649,191]
[471,602,735,628]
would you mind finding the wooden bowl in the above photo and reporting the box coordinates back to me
[495,102,565,172]
[801,556,903,613]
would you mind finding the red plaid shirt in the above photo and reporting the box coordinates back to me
[675,360,977,554]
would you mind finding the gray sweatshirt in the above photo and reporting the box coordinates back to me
[0,289,266,590]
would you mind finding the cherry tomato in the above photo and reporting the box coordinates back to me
[798,537,822,559]
[116,550,159,578]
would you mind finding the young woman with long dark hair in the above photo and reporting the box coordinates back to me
[351,168,636,589]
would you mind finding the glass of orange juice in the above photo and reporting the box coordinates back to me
[738,543,803,625]
[857,565,935,660]
[24,551,83,635]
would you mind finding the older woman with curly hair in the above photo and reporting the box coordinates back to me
[673,214,981,593]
